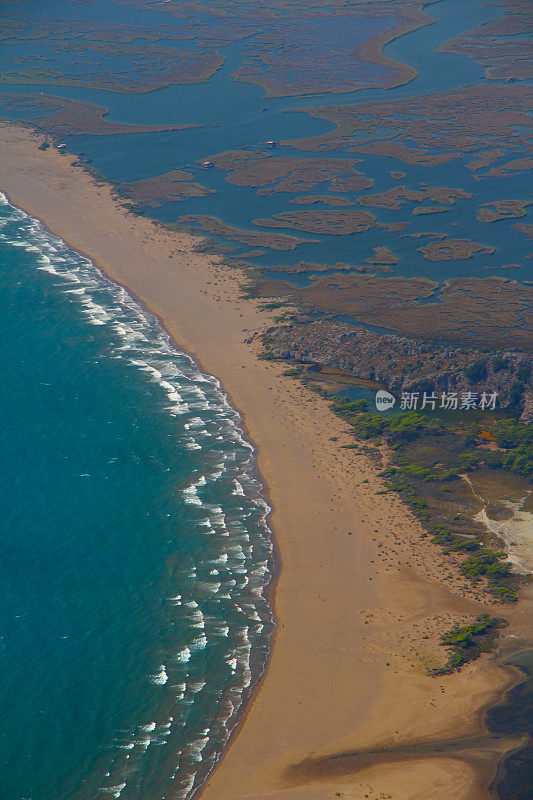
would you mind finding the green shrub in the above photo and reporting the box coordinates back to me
[496,422,533,476]
[459,452,482,471]
[433,615,507,674]
[489,586,518,602]
[350,413,388,439]
[459,550,506,578]
[331,398,369,415]
[496,423,526,448]
[386,412,443,443]
[503,450,532,475]
[483,451,504,469]
[402,464,433,480]
[432,530,480,553]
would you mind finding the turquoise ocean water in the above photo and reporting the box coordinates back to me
[0,194,274,800]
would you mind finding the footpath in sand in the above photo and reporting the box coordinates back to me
[1,123,530,800]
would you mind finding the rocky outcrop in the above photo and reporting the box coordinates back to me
[262,320,533,423]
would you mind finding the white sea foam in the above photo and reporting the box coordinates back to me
[190,633,207,650]
[228,544,246,561]
[100,782,127,798]
[232,479,245,496]
[0,193,276,800]
[168,594,182,605]
[141,722,157,733]
[176,774,195,799]
[190,735,209,763]
[151,665,168,685]
[182,483,202,505]
[188,679,207,694]
[185,416,204,429]
[190,610,205,628]
[176,646,191,663]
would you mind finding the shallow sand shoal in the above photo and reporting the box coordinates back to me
[1,123,530,800]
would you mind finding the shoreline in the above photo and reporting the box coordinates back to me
[1,122,531,800]
[1,188,278,797]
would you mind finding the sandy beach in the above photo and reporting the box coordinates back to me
[1,123,531,800]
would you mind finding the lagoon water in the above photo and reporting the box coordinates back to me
[1,0,531,286]
[0,195,273,800]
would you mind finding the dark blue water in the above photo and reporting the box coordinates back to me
[0,196,274,800]
[487,649,533,800]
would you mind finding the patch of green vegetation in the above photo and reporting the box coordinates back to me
[377,465,435,520]
[495,422,533,475]
[308,384,328,396]
[432,615,507,674]
[258,300,287,310]
[458,551,517,601]
[369,420,527,601]
[346,411,444,444]
[330,398,369,415]
[271,355,530,604]
[282,368,302,376]
[460,549,505,575]
[387,412,436,442]
[459,451,483,471]
[349,412,388,438]
[431,527,480,553]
